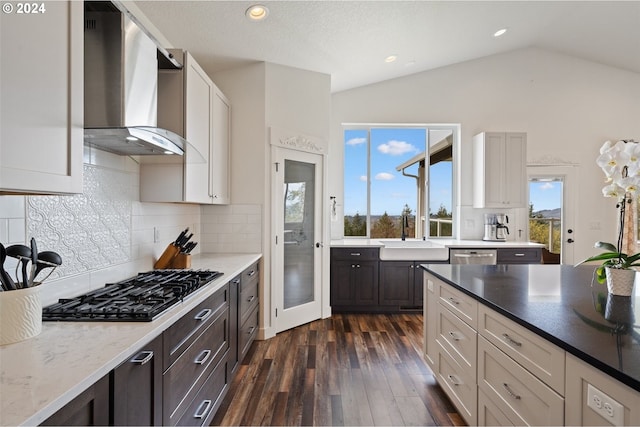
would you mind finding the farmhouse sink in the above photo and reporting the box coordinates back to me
[377,239,449,261]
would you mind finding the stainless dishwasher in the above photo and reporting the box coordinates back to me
[449,249,497,264]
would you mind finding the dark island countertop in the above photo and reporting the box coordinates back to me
[421,264,640,392]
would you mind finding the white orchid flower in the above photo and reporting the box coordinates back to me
[600,140,615,154]
[597,148,630,178]
[602,183,625,199]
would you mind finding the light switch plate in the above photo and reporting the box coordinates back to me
[587,383,624,426]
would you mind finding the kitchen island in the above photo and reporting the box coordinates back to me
[422,263,639,425]
[0,253,261,426]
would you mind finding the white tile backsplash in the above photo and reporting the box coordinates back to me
[0,152,262,305]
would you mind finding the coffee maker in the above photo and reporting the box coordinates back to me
[495,213,509,241]
[483,213,509,241]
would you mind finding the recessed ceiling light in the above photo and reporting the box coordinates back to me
[384,55,398,63]
[493,28,508,37]
[246,4,269,21]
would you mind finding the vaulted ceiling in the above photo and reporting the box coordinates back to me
[135,1,640,93]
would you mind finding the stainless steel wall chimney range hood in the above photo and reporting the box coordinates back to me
[84,2,187,156]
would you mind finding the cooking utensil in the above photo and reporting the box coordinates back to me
[0,243,17,291]
[6,244,31,288]
[30,237,38,286]
[32,251,62,284]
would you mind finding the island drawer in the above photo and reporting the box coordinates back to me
[478,304,565,394]
[436,302,476,376]
[478,336,564,426]
[497,248,542,264]
[331,247,379,261]
[436,342,477,426]
[164,284,229,370]
[437,281,478,329]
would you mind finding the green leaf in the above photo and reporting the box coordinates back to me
[594,241,618,252]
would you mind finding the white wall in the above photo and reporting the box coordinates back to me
[330,47,640,262]
[212,62,331,339]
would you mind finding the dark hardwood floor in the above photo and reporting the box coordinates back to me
[212,313,465,426]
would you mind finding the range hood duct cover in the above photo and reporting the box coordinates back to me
[84,5,186,156]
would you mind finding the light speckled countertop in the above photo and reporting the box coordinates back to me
[330,238,544,248]
[0,253,261,427]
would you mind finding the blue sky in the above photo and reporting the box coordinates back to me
[344,128,452,216]
[529,181,562,212]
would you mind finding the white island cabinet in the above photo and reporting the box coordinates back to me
[140,50,230,204]
[473,132,526,208]
[0,1,83,195]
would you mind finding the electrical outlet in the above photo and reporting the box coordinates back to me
[153,227,160,243]
[587,384,624,426]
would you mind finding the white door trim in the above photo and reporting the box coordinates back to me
[527,164,578,264]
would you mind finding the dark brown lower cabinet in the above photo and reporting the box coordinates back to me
[111,334,163,426]
[41,374,110,426]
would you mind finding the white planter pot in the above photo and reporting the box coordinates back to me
[605,267,636,296]
[0,286,42,345]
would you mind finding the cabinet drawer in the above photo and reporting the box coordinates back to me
[164,307,229,425]
[331,247,379,261]
[478,336,564,426]
[164,284,229,370]
[436,303,476,376]
[437,282,478,329]
[436,343,477,426]
[239,276,259,325]
[497,248,541,264]
[239,305,259,360]
[241,262,259,291]
[478,305,565,394]
[176,357,228,427]
[478,389,514,427]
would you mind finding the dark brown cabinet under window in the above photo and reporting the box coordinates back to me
[379,261,420,308]
[330,248,379,311]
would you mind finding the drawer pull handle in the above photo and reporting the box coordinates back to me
[247,326,256,335]
[130,351,153,365]
[194,399,213,419]
[195,308,212,321]
[232,278,241,285]
[247,270,257,277]
[194,349,212,365]
[503,383,521,400]
[247,295,256,303]
[448,331,462,341]
[514,253,525,257]
[502,333,522,347]
[447,374,462,386]
[448,297,460,305]
[350,252,361,256]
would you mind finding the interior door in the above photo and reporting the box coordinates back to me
[527,165,577,264]
[273,147,323,333]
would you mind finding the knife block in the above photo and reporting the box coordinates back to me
[171,253,191,269]
[154,244,180,269]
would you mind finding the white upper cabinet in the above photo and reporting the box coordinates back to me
[0,1,83,195]
[473,132,527,208]
[140,51,230,204]
[210,88,230,204]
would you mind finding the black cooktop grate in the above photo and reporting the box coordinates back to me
[42,269,223,322]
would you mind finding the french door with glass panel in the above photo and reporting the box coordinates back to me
[272,147,323,333]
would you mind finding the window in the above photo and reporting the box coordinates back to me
[344,125,455,238]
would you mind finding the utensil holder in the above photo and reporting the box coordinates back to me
[0,286,42,345]
[171,253,191,269]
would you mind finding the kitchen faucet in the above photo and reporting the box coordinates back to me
[401,214,409,241]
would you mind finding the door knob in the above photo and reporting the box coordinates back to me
[567,238,574,243]
[315,242,323,248]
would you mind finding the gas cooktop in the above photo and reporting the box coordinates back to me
[42,269,223,322]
